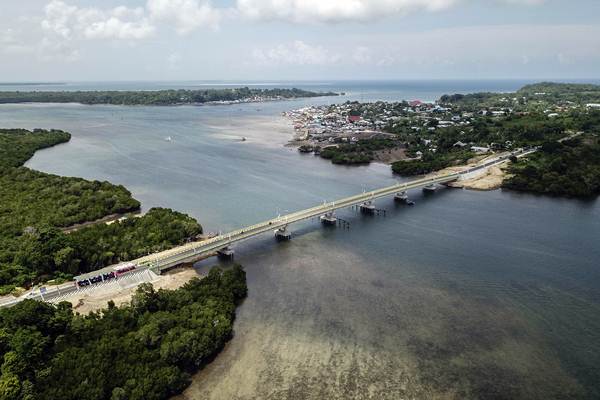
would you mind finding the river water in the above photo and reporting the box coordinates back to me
[2,80,600,399]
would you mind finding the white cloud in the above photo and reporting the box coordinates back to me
[236,0,459,23]
[235,0,547,23]
[39,0,221,40]
[252,40,340,65]
[147,0,221,34]
[33,0,549,44]
[42,1,154,40]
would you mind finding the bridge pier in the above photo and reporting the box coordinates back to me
[275,226,292,241]
[360,201,376,214]
[423,183,438,193]
[320,211,337,226]
[394,191,415,205]
[217,247,235,260]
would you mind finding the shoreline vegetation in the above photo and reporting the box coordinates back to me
[286,82,600,198]
[0,264,248,400]
[0,129,203,295]
[0,87,338,106]
[0,129,249,400]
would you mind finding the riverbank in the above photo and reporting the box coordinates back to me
[433,154,511,191]
[0,128,203,296]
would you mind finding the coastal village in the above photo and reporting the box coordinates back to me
[285,95,592,161]
[285,100,501,161]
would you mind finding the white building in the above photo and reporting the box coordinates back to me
[471,146,491,153]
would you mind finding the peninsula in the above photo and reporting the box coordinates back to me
[0,87,338,106]
[0,129,203,294]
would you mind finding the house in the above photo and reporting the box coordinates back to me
[409,100,422,107]
[471,146,491,153]
[453,141,468,148]
[586,104,600,109]
[348,115,361,123]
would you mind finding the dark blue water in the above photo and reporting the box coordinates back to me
[1,80,599,399]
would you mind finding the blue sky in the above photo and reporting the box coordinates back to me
[1,0,599,81]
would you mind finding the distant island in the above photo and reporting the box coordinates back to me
[287,82,600,198]
[0,87,338,106]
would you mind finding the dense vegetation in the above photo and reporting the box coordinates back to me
[319,139,398,165]
[390,112,569,177]
[504,136,600,198]
[0,87,337,106]
[518,82,600,104]
[0,129,71,168]
[0,167,140,233]
[0,129,201,293]
[0,265,247,400]
[70,208,202,272]
[390,98,600,178]
[1,208,202,290]
[440,82,600,111]
[392,150,472,176]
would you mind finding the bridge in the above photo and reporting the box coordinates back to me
[1,149,535,307]
[134,149,534,272]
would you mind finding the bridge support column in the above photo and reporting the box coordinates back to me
[394,191,415,205]
[360,201,376,214]
[320,211,337,226]
[423,183,438,193]
[217,247,235,260]
[275,226,292,241]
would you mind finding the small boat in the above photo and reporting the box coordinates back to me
[241,137,247,142]
[165,136,172,142]
[406,200,415,206]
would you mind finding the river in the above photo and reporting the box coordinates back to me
[2,80,600,399]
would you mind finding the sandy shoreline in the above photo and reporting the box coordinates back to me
[433,154,511,191]
[65,266,202,314]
